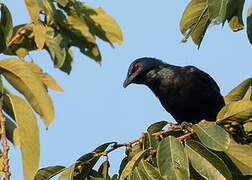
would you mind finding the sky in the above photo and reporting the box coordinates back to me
[3,0,252,179]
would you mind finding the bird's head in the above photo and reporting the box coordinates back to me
[123,57,162,88]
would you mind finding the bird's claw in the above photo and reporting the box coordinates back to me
[181,121,194,133]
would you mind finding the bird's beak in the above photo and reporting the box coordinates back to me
[123,72,138,88]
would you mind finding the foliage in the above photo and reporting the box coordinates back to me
[0,0,122,179]
[180,0,249,47]
[35,80,252,179]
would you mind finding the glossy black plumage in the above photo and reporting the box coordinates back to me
[123,57,225,124]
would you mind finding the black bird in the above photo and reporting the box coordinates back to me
[123,57,225,124]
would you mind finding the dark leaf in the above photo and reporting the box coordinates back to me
[0,4,13,52]
[143,132,158,150]
[225,0,245,31]
[97,160,110,179]
[147,121,168,134]
[34,166,65,180]
[119,157,128,177]
[208,0,229,24]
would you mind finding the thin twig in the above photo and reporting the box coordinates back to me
[0,98,11,179]
[7,28,27,48]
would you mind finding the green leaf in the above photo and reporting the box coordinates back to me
[0,58,54,128]
[225,0,245,31]
[45,27,73,74]
[208,0,229,24]
[38,0,58,26]
[24,0,41,22]
[243,87,252,101]
[138,160,164,180]
[143,132,158,150]
[119,149,149,180]
[192,123,230,151]
[58,164,75,180]
[90,177,107,180]
[133,166,151,180]
[66,1,123,47]
[2,88,15,120]
[224,78,252,104]
[217,100,252,124]
[25,61,64,92]
[247,4,252,45]
[5,116,17,145]
[98,160,110,179]
[225,138,252,175]
[0,4,13,52]
[55,0,69,7]
[157,136,189,179]
[147,121,168,134]
[185,140,232,180]
[4,24,36,59]
[34,166,65,180]
[32,21,46,50]
[128,144,142,161]
[180,0,210,47]
[7,93,40,180]
[119,157,128,177]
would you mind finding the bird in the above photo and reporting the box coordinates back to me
[123,57,225,124]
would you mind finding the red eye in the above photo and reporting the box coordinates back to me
[133,63,140,71]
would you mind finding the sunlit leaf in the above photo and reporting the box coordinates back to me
[147,121,168,134]
[217,100,252,124]
[119,149,149,180]
[58,164,75,180]
[34,166,65,180]
[185,140,232,180]
[7,93,40,180]
[33,21,46,50]
[66,1,123,47]
[0,58,55,128]
[208,0,229,24]
[180,0,210,47]
[225,0,245,31]
[224,78,252,104]
[25,61,64,91]
[192,123,230,151]
[225,138,252,175]
[0,4,13,52]
[243,87,252,101]
[55,0,69,7]
[24,0,41,22]
[157,136,189,179]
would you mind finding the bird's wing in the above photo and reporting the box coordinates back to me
[183,66,221,92]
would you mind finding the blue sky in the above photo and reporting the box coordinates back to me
[4,0,252,179]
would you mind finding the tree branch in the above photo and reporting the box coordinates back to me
[0,97,11,179]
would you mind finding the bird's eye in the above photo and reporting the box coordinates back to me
[133,63,140,71]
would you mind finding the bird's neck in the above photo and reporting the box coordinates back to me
[143,64,179,90]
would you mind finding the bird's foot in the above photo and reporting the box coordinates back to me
[181,121,194,133]
[168,122,182,131]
